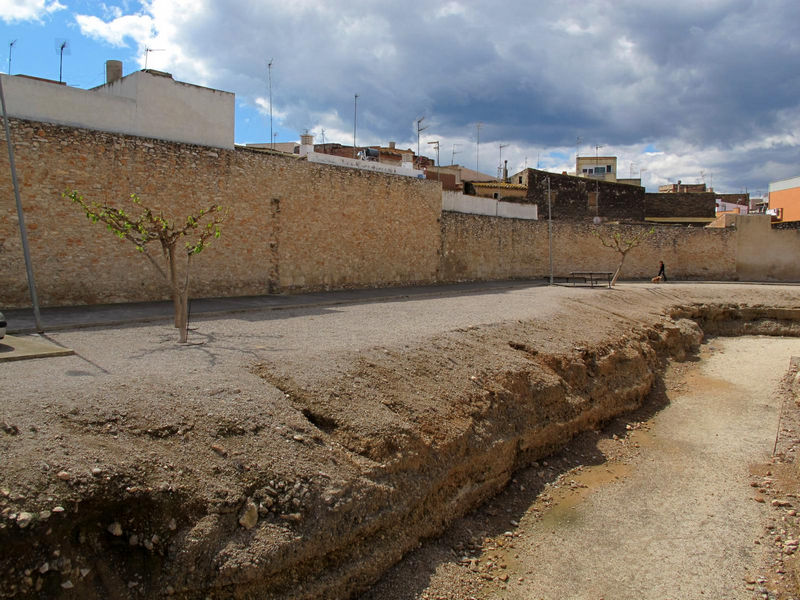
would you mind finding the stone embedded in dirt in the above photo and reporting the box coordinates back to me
[107,522,123,536]
[771,499,792,507]
[1,420,19,435]
[280,513,302,522]
[211,444,227,457]
[91,467,103,476]
[51,506,65,514]
[239,500,259,530]
[60,580,73,589]
[56,471,71,481]
[16,512,33,528]
[168,518,177,531]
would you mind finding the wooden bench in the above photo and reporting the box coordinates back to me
[569,271,614,288]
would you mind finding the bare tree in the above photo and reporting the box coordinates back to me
[593,226,654,287]
[66,192,225,343]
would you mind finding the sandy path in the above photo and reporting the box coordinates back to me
[480,336,797,599]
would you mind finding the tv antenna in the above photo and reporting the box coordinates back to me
[427,140,440,179]
[498,143,509,174]
[55,39,69,83]
[320,128,326,147]
[144,46,164,70]
[8,39,16,75]
[450,143,459,166]
[416,116,428,161]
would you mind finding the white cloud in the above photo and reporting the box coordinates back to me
[75,13,155,48]
[435,2,466,19]
[0,0,64,23]
[56,0,800,192]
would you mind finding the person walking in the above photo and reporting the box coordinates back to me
[657,260,667,282]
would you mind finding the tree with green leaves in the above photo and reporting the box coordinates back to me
[593,226,654,287]
[66,192,225,343]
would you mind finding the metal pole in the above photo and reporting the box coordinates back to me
[547,176,553,285]
[268,59,273,150]
[353,94,358,159]
[475,122,481,173]
[0,74,43,331]
[58,41,66,83]
[8,40,16,75]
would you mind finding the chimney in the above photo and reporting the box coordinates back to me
[105,60,123,84]
[299,133,314,156]
[503,159,508,182]
[389,141,396,149]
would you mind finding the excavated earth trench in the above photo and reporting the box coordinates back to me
[2,286,800,599]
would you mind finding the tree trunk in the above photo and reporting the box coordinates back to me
[166,244,181,329]
[175,288,189,343]
[610,253,627,287]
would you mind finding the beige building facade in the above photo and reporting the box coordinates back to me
[577,156,618,182]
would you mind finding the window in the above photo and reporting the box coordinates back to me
[607,165,612,172]
[594,166,605,174]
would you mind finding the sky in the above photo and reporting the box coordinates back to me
[1,0,798,195]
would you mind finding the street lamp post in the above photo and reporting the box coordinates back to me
[547,176,553,285]
[0,74,42,330]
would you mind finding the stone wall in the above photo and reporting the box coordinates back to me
[645,192,716,218]
[735,215,800,281]
[0,119,441,308]
[525,168,645,221]
[3,119,799,311]
[439,212,738,282]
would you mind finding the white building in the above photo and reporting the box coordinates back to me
[0,62,234,149]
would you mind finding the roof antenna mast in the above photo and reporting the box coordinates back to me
[8,39,16,75]
[144,46,164,70]
[55,39,69,83]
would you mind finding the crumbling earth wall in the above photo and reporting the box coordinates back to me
[2,303,799,599]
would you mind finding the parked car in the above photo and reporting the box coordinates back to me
[0,311,5,339]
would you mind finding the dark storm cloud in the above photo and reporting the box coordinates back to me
[83,0,800,190]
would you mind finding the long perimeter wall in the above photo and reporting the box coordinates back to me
[2,119,799,309]
[438,212,800,283]
[0,119,441,308]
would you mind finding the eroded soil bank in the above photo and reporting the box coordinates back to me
[364,336,800,599]
[1,284,799,599]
